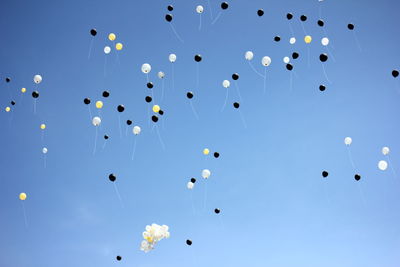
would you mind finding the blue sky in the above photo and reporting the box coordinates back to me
[1,0,400,266]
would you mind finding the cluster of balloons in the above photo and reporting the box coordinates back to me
[140,224,170,252]
[203,148,220,158]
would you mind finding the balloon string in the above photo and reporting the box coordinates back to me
[147,104,151,126]
[352,32,362,52]
[190,191,196,216]
[93,127,98,155]
[347,147,356,172]
[102,140,107,150]
[211,12,222,25]
[161,79,165,102]
[248,61,265,79]
[88,106,92,121]
[118,115,122,139]
[387,156,398,181]
[307,46,311,68]
[322,63,332,84]
[131,137,138,160]
[203,182,208,211]
[196,64,199,90]
[171,63,175,92]
[113,183,124,208]
[125,125,128,136]
[88,38,94,59]
[21,202,28,228]
[169,24,184,43]
[6,84,12,99]
[290,72,293,92]
[325,46,336,63]
[221,88,229,112]
[189,101,199,120]
[33,99,37,115]
[263,68,267,94]
[323,182,331,206]
[44,154,47,169]
[207,0,214,20]
[103,56,107,77]
[238,109,248,129]
[301,22,307,36]
[357,183,367,208]
[218,215,226,231]
[288,21,295,36]
[155,125,166,150]
[198,14,202,31]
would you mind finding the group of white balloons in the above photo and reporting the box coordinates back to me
[140,224,170,253]
[245,51,271,66]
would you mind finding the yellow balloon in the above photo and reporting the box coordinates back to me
[19,193,27,201]
[96,101,103,109]
[304,35,312,44]
[152,105,160,113]
[203,148,210,155]
[40,124,46,130]
[116,43,123,51]
[21,87,26,93]
[5,107,10,112]
[108,33,116,41]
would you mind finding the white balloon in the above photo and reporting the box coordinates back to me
[104,46,111,54]
[382,146,390,156]
[34,75,42,84]
[289,37,296,44]
[344,137,352,146]
[378,160,388,171]
[169,54,177,63]
[283,57,290,64]
[141,63,151,74]
[133,126,141,135]
[187,182,194,189]
[222,80,230,88]
[42,147,48,154]
[92,116,101,126]
[196,5,204,13]
[158,71,165,79]
[245,51,254,61]
[202,169,211,179]
[321,37,329,46]
[262,56,271,66]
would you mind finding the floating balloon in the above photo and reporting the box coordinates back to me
[347,23,355,30]
[10,101,15,106]
[21,88,26,93]
[261,56,271,66]
[90,29,97,36]
[289,37,296,44]
[202,169,211,179]
[104,135,109,140]
[152,115,159,122]
[304,35,312,44]
[34,75,42,84]
[159,110,164,115]
[203,148,210,155]
[5,77,11,83]
[321,37,329,46]
[186,92,194,99]
[233,102,240,108]
[152,105,161,113]
[344,137,352,146]
[319,85,326,91]
[126,120,132,125]
[214,208,221,214]
[92,116,101,126]
[196,5,204,13]
[232,73,239,80]
[354,174,361,181]
[96,101,103,109]
[214,152,220,158]
[169,54,177,63]
[147,82,154,89]
[392,70,399,78]
[5,107,10,112]
[158,71,165,79]
[19,193,27,201]
[165,14,173,22]
[116,256,122,261]
[245,51,254,61]
[42,147,48,154]
[292,52,299,59]
[322,171,328,178]
[221,2,229,9]
[115,43,123,51]
[257,9,264,17]
[286,13,293,20]
[133,126,141,135]
[141,63,151,73]
[186,240,192,246]
[117,105,125,112]
[102,91,110,98]
[109,173,116,182]
[318,20,324,27]
[84,98,91,105]
[32,91,39,98]
[283,57,290,64]
[319,53,328,62]
[145,96,152,103]
[378,160,388,171]
[40,124,46,130]
[300,15,307,21]
[191,178,196,183]
[382,147,390,155]
[274,36,281,42]
[194,54,202,62]
[167,5,173,11]
[286,64,293,71]
[104,46,111,54]
[140,224,170,252]
[222,80,230,88]
[187,182,194,189]
[108,33,116,41]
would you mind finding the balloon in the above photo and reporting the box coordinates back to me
[21,88,26,93]
[5,77,11,83]
[286,13,293,20]
[169,54,177,63]
[322,171,328,178]
[34,75,42,84]
[214,152,220,158]
[104,46,111,54]
[274,36,281,42]
[5,107,10,112]
[304,35,312,44]
[245,51,254,61]
[19,193,27,201]
[214,208,221,214]
[90,29,97,36]
[92,116,101,126]
[257,9,264,17]
[158,71,165,79]
[382,147,390,155]
[318,20,324,27]
[104,135,109,140]
[159,110,164,115]
[392,70,399,78]
[109,173,116,182]
[261,56,271,66]
[187,182,194,189]
[42,147,48,154]
[186,240,192,246]
[40,124,46,130]
[165,14,173,22]
[378,160,388,171]
[84,98,91,105]
[191,178,196,183]
[344,137,352,146]
[202,169,211,179]
[10,101,15,106]
[300,15,307,21]
[221,2,229,9]
[196,5,204,13]
[126,120,132,125]
[292,52,299,59]
[152,105,161,113]
[286,64,293,71]
[102,91,110,98]
[232,73,239,80]
[145,96,152,103]
[115,43,123,51]
[222,80,230,88]
[289,37,296,44]
[203,148,210,155]
[283,57,290,64]
[152,115,159,122]
[194,54,202,62]
[133,126,141,135]
[167,5,173,11]
[147,82,154,89]
[96,101,103,109]
[116,256,122,261]
[319,85,326,91]
[321,37,329,46]
[32,91,39,98]
[348,24,355,30]
[233,102,240,108]
[354,174,361,181]
[186,92,194,99]
[141,63,151,73]
[108,33,116,41]
[117,105,125,112]
[319,53,328,62]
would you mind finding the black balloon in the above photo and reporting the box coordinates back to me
[232,73,239,80]
[11,101,15,106]
[152,115,159,122]
[348,23,354,30]
[187,92,194,99]
[221,2,229,9]
[116,256,122,261]
[300,15,307,21]
[191,178,196,183]
[167,5,173,11]
[32,91,39,98]
[117,105,125,112]
[194,54,202,62]
[102,91,110,98]
[126,120,132,125]
[354,174,361,181]
[319,53,328,62]
[147,82,154,89]
[214,152,220,158]
[319,85,326,91]
[233,102,240,109]
[145,96,152,103]
[274,36,281,42]
[322,171,329,178]
[292,52,299,59]
[109,174,116,182]
[84,98,91,105]
[165,14,173,22]
[257,9,264,17]
[317,20,324,27]
[214,208,221,214]
[286,13,293,20]
[186,240,192,246]
[158,110,164,115]
[104,135,109,140]
[5,77,11,83]
[286,64,293,71]
[392,70,399,78]
[90,29,97,36]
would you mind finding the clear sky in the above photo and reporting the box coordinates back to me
[1,0,400,266]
